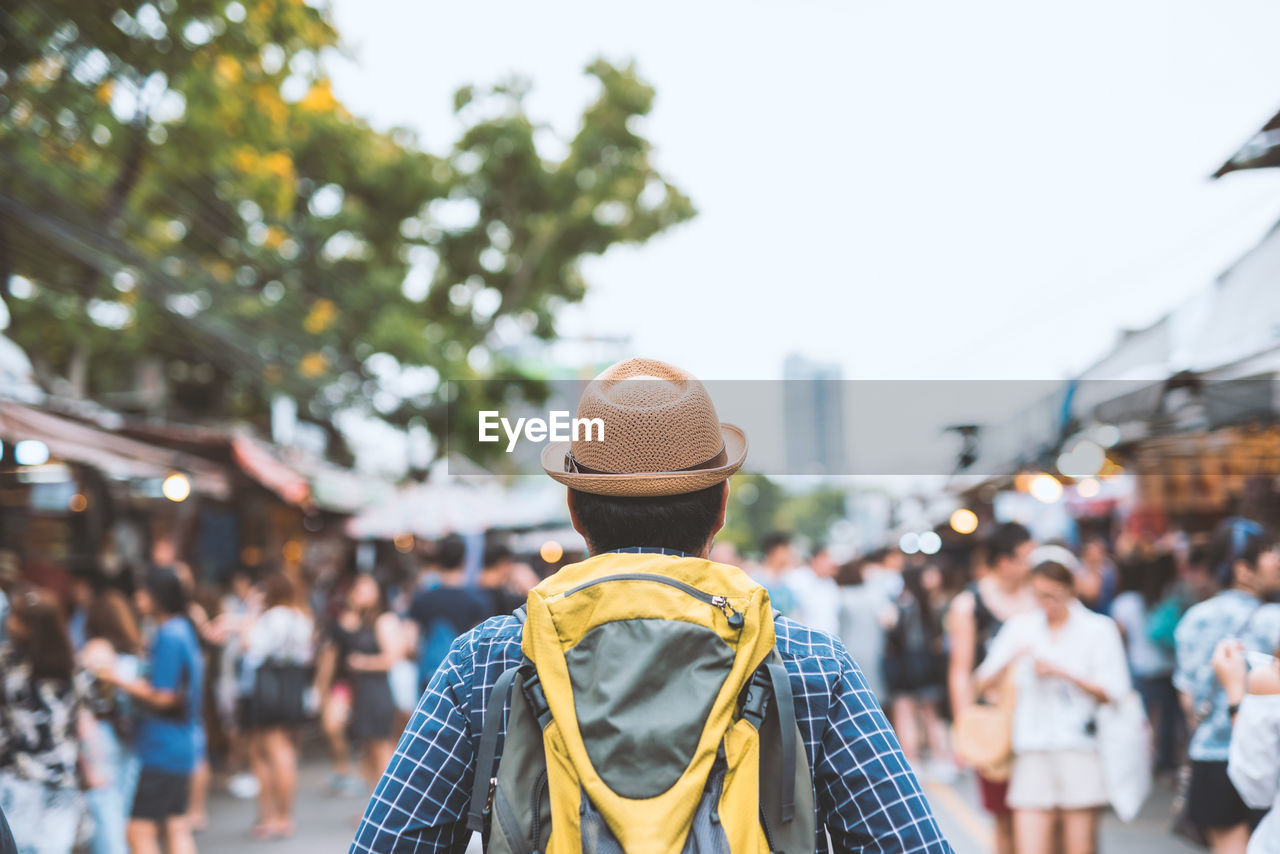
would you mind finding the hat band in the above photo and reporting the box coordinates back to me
[564,444,728,476]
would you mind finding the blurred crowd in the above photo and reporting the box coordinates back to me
[0,535,537,854]
[722,520,1280,854]
[1,519,1278,854]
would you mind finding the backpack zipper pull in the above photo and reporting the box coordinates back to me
[711,596,744,629]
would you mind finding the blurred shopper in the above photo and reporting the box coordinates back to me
[240,572,313,840]
[215,567,258,799]
[975,559,1130,854]
[887,564,953,780]
[337,574,402,789]
[1112,554,1182,775]
[1076,537,1118,615]
[0,589,94,854]
[837,558,890,705]
[863,547,906,604]
[409,535,487,693]
[99,568,203,854]
[477,542,525,618]
[81,590,144,854]
[789,544,842,635]
[752,531,799,616]
[169,563,212,831]
[1175,518,1280,854]
[314,588,362,797]
[1213,637,1280,854]
[947,521,1036,854]
[66,572,94,652]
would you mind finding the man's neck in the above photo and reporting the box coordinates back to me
[988,567,1025,595]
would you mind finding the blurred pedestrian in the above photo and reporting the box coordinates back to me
[947,521,1036,854]
[887,564,953,780]
[836,558,890,705]
[1174,518,1280,854]
[408,535,487,693]
[1213,636,1280,854]
[314,581,362,797]
[337,574,403,789]
[215,567,259,800]
[789,544,842,636]
[751,531,799,616]
[974,559,1130,854]
[477,542,525,618]
[66,572,94,652]
[98,568,203,854]
[1076,537,1118,615]
[81,590,144,854]
[863,547,906,604]
[0,589,95,854]
[240,572,313,840]
[1112,553,1182,775]
[167,562,212,831]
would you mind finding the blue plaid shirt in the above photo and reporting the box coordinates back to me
[351,610,952,853]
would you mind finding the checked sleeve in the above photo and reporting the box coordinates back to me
[815,645,953,853]
[350,636,478,854]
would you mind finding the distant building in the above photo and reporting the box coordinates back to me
[783,354,846,474]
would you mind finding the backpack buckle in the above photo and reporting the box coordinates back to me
[740,666,773,729]
[521,667,554,730]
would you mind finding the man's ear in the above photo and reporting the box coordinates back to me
[710,480,730,541]
[567,489,590,551]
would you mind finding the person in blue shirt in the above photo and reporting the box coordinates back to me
[98,568,203,854]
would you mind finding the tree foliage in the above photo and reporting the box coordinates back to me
[719,474,848,556]
[0,0,693,461]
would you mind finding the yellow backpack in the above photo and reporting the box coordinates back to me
[465,551,816,854]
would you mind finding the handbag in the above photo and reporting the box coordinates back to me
[953,669,1017,781]
[1094,690,1152,822]
[249,661,312,726]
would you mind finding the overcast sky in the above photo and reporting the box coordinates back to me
[328,0,1280,383]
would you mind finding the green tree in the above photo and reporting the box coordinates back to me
[0,0,693,461]
[719,474,848,556]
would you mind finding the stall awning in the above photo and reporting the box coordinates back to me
[0,402,231,499]
[231,435,311,507]
[1214,108,1280,178]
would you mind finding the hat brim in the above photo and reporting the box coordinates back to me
[540,423,748,497]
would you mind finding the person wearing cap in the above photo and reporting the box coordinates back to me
[351,358,951,853]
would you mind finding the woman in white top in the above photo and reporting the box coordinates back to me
[1214,638,1280,854]
[240,572,314,840]
[975,559,1131,854]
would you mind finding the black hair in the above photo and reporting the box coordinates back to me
[483,541,514,569]
[145,566,188,616]
[570,483,724,556]
[1031,560,1075,590]
[835,559,865,587]
[759,531,793,558]
[900,564,936,631]
[1143,553,1177,607]
[987,522,1032,564]
[1210,517,1277,588]
[436,533,466,571]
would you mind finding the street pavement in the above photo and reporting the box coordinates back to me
[199,757,1204,854]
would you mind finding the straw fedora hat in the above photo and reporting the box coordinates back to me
[540,358,748,497]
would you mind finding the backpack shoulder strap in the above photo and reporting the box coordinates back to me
[765,657,797,823]
[466,664,520,833]
[741,654,800,826]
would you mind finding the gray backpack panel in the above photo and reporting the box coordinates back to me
[565,618,735,799]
